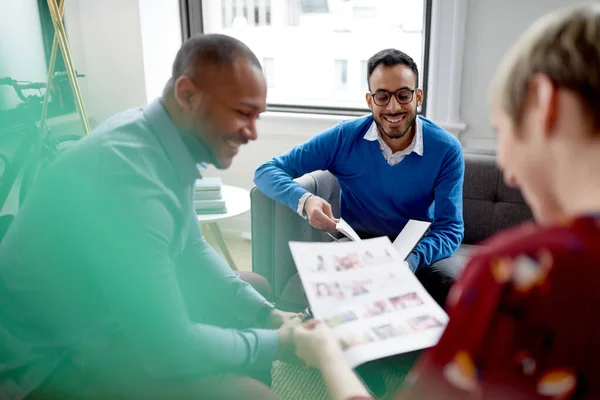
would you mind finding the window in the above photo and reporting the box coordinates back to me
[263,57,275,88]
[183,0,431,114]
[300,0,329,14]
[334,60,348,90]
[219,0,272,29]
[360,60,368,91]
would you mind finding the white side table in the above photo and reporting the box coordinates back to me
[196,185,250,271]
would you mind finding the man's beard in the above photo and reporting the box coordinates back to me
[180,113,219,167]
[180,128,216,165]
[375,113,416,140]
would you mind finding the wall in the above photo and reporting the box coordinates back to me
[63,0,148,126]
[459,0,576,151]
[0,0,49,216]
[0,0,175,216]
[0,0,48,110]
[1,0,152,125]
[138,0,182,102]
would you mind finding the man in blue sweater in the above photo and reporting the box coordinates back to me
[254,49,464,307]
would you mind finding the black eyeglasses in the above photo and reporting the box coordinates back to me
[370,88,416,106]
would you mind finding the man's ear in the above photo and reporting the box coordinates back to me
[173,76,200,110]
[416,88,424,107]
[365,92,373,110]
[528,74,557,138]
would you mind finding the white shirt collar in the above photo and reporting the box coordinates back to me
[363,116,424,157]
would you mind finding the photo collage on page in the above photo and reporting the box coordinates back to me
[294,239,446,352]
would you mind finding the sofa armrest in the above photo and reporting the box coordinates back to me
[251,170,340,305]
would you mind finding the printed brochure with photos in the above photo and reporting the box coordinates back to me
[289,236,448,368]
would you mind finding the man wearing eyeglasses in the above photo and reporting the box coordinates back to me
[254,49,464,308]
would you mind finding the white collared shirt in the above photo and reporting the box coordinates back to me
[362,116,424,166]
[296,117,424,217]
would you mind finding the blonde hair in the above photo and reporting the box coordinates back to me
[490,3,600,132]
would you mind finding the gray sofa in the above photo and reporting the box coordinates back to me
[251,152,533,312]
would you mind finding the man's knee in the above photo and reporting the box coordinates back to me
[415,267,454,308]
[239,271,272,300]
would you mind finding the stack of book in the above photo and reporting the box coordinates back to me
[194,177,227,214]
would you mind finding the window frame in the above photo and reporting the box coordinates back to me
[178,0,433,117]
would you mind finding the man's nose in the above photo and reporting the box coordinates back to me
[387,95,402,112]
[241,122,258,141]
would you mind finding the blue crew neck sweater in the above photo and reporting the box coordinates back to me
[254,115,464,271]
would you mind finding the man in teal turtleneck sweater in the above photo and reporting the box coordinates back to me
[0,34,300,400]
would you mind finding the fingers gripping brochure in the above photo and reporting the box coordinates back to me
[288,236,448,369]
[392,219,432,260]
[336,218,431,261]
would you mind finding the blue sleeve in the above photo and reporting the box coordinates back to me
[253,123,344,211]
[408,145,465,271]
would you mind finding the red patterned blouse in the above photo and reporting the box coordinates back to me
[350,215,600,400]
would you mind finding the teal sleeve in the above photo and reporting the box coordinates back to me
[183,203,267,323]
[66,157,278,378]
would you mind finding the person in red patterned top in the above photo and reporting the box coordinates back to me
[292,4,600,400]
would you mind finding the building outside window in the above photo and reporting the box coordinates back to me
[360,59,368,91]
[334,59,348,90]
[189,0,429,113]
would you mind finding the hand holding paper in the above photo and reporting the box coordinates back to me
[294,320,345,369]
[334,218,431,251]
[305,195,339,232]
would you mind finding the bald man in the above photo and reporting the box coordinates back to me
[0,34,299,399]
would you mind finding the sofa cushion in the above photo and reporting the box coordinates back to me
[462,153,532,244]
[277,273,308,312]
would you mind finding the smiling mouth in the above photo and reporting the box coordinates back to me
[225,138,245,155]
[383,114,406,125]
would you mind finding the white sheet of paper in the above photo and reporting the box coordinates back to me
[392,220,432,260]
[336,218,362,242]
[288,237,448,368]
